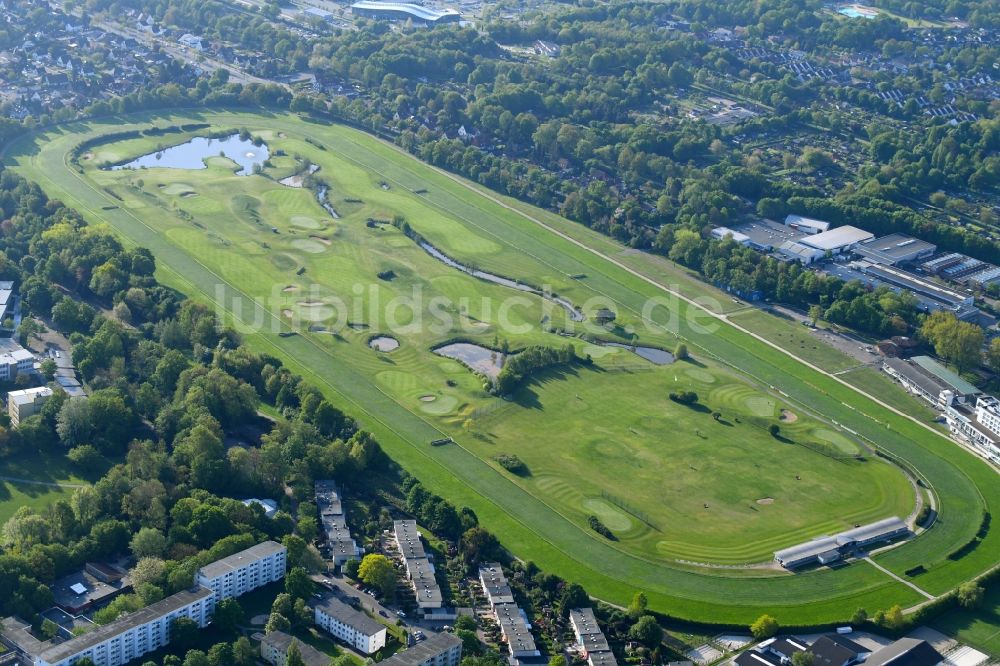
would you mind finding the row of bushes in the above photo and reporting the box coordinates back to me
[588,515,616,540]
[494,344,578,395]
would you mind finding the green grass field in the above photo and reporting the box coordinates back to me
[0,453,88,525]
[5,110,998,627]
[930,584,1000,655]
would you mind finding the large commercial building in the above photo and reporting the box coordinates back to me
[784,214,830,235]
[569,609,617,666]
[798,226,874,254]
[853,262,980,321]
[380,632,462,666]
[350,1,460,24]
[393,521,443,614]
[261,631,330,666]
[3,587,214,666]
[7,386,53,428]
[313,598,386,654]
[316,480,362,566]
[195,541,287,605]
[773,517,909,569]
[854,234,937,265]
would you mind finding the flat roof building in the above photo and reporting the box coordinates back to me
[494,603,539,660]
[393,521,443,612]
[478,563,515,608]
[799,226,874,253]
[8,386,52,428]
[350,1,460,24]
[26,586,213,666]
[711,227,751,246]
[52,564,130,615]
[569,609,617,666]
[0,346,35,382]
[774,517,908,569]
[196,541,286,604]
[731,219,804,251]
[379,631,462,666]
[855,234,937,265]
[853,262,980,321]
[314,597,387,655]
[784,214,830,234]
[316,481,361,566]
[947,395,1000,464]
[777,241,824,264]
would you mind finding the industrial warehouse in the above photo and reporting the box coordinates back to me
[350,1,460,24]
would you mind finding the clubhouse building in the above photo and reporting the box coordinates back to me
[774,517,909,569]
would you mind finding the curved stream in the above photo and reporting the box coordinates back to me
[419,242,584,321]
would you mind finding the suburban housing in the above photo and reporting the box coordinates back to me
[315,480,362,566]
[477,564,539,664]
[313,597,387,655]
[569,608,618,666]
[393,521,444,615]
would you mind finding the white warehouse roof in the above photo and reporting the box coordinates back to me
[800,226,874,251]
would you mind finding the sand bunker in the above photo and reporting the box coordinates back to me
[419,395,437,402]
[757,498,775,505]
[282,309,294,318]
[779,409,798,423]
[297,300,325,307]
[310,235,331,246]
[282,285,299,293]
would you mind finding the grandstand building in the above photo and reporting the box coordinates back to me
[774,517,909,569]
[350,2,460,24]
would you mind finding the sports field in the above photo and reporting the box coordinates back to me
[6,110,998,626]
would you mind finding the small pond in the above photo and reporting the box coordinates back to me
[369,336,400,352]
[434,342,508,379]
[111,134,269,176]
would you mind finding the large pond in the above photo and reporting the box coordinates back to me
[602,342,675,365]
[111,134,269,176]
[420,242,584,321]
[434,342,509,379]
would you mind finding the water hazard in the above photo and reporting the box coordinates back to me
[111,134,269,176]
[434,342,509,379]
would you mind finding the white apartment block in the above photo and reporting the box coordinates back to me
[8,386,53,428]
[36,586,213,666]
[196,541,286,604]
[314,598,387,654]
[976,396,1000,436]
[947,395,1000,464]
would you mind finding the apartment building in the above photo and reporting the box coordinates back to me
[35,586,212,666]
[569,608,617,666]
[315,480,362,566]
[195,541,286,604]
[313,597,386,654]
[260,631,330,666]
[7,386,52,428]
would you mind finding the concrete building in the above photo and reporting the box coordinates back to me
[4,586,213,666]
[316,480,361,566]
[710,227,751,246]
[777,241,824,264]
[350,1,460,24]
[731,219,804,251]
[569,609,617,666]
[854,234,937,265]
[261,631,330,666]
[882,357,979,409]
[0,281,14,322]
[798,226,874,254]
[195,541,286,604]
[947,395,1000,463]
[379,632,462,666]
[7,386,53,428]
[773,517,909,569]
[0,345,35,381]
[51,563,130,614]
[313,597,386,654]
[784,214,830,234]
[393,521,443,614]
